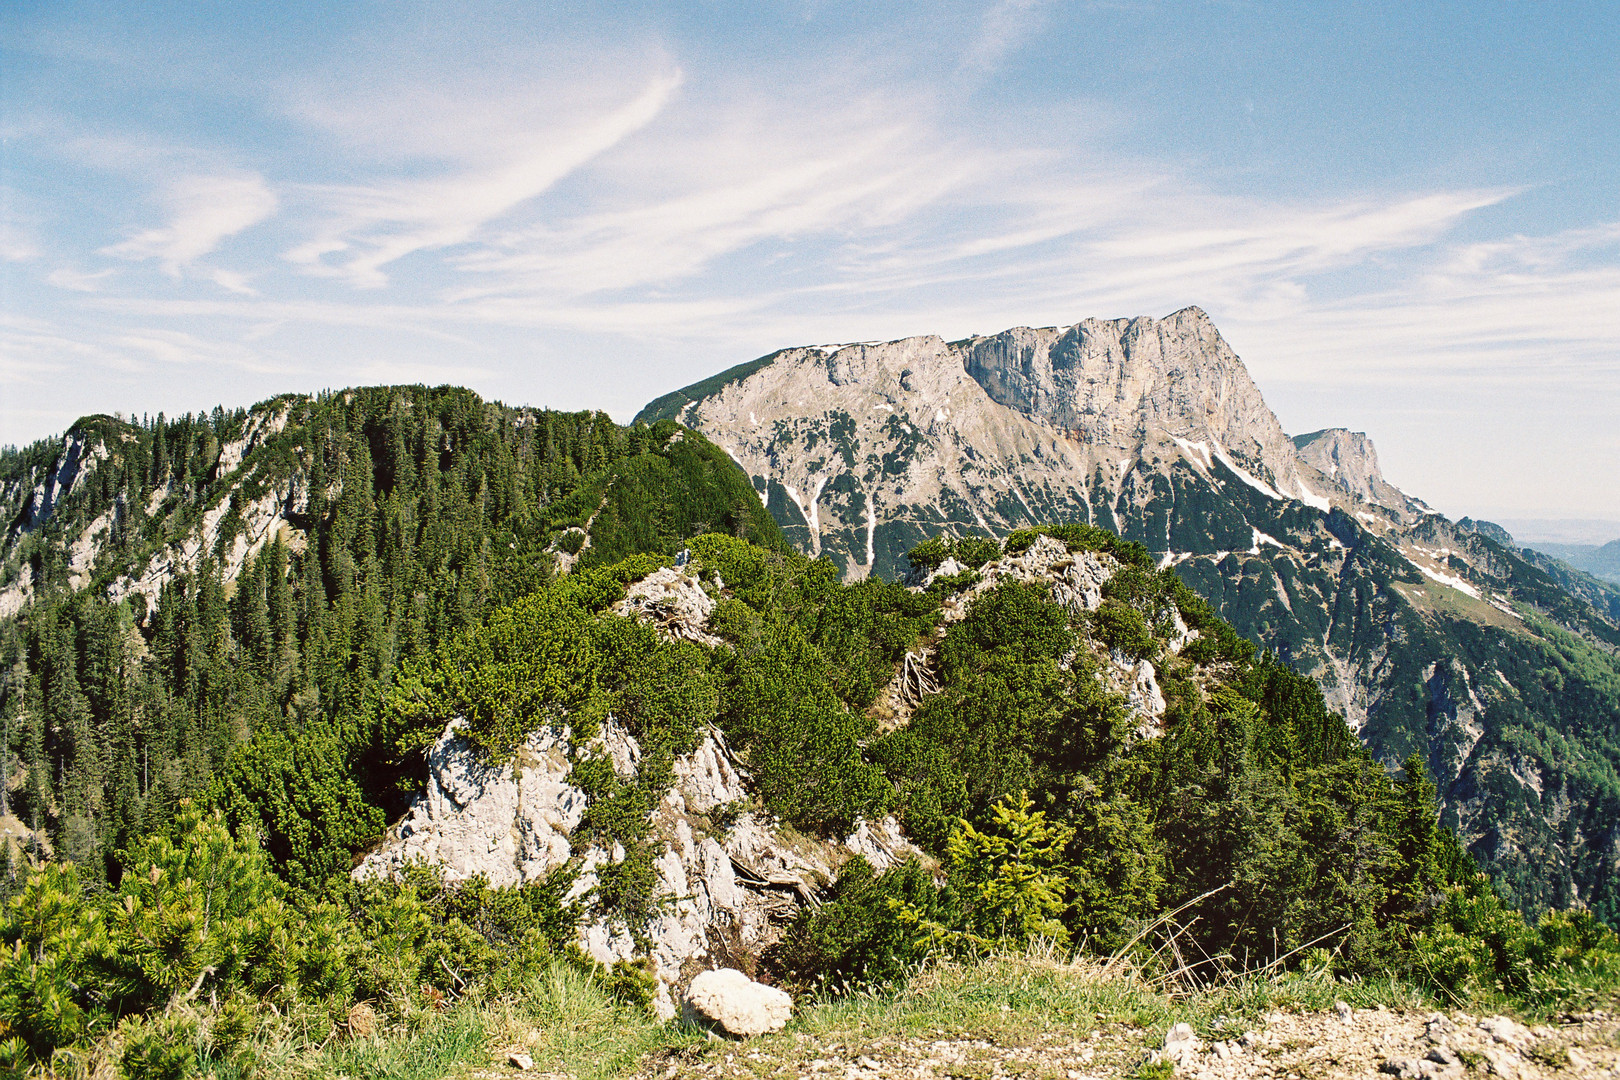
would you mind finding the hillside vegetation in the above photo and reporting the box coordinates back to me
[0,387,780,887]
[0,521,1614,1076]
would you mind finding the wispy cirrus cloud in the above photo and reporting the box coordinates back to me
[1,224,39,263]
[962,0,1051,73]
[47,266,116,292]
[447,107,977,302]
[284,72,684,288]
[101,171,277,275]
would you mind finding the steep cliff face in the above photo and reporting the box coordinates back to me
[1293,428,1427,518]
[640,309,1620,919]
[0,408,299,619]
[963,310,1307,497]
[639,308,1376,582]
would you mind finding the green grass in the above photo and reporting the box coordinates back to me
[217,950,1541,1080]
[745,951,1432,1055]
[276,964,702,1080]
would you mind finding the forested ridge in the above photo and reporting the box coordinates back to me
[0,390,1614,1075]
[0,386,780,884]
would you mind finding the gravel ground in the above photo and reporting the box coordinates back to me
[619,1006,1620,1080]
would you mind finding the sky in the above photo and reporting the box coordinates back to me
[2,1,1617,523]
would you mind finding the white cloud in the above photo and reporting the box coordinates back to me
[0,312,114,385]
[286,72,684,288]
[102,172,278,272]
[47,266,116,292]
[447,107,975,302]
[108,328,274,373]
[963,0,1050,72]
[1232,221,1620,391]
[1,224,39,262]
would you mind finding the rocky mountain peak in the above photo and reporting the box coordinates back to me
[642,307,1335,579]
[961,306,1302,491]
[1291,427,1420,515]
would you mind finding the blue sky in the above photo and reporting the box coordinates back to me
[2,0,1616,521]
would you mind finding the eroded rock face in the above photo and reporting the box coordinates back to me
[642,307,1356,583]
[612,566,726,647]
[356,715,924,1017]
[1293,428,1426,518]
[352,721,582,887]
[963,310,1304,496]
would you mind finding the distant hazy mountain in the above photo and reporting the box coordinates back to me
[640,307,1620,920]
[1524,540,1620,585]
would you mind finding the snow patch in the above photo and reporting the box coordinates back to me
[1415,562,1481,599]
[1293,479,1332,512]
[1171,437,1214,473]
[1488,594,1523,620]
[865,496,877,567]
[1250,528,1287,554]
[1210,444,1283,501]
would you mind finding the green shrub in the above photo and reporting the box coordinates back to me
[0,863,106,1056]
[947,792,1073,947]
[952,536,1003,570]
[906,536,950,573]
[1092,600,1156,660]
[764,857,955,994]
[116,1012,199,1080]
[1003,528,1038,555]
[1409,875,1534,999]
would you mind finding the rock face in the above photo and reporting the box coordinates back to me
[352,721,584,886]
[1293,428,1426,516]
[963,311,1306,497]
[639,307,1620,918]
[639,307,1362,582]
[683,968,793,1037]
[0,408,296,619]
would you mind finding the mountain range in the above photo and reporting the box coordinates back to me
[1,309,1617,923]
[637,307,1620,920]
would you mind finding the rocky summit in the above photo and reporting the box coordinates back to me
[641,308,1620,920]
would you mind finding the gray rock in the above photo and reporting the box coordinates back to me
[1479,1015,1532,1050]
[1162,1022,1202,1063]
[1426,1046,1460,1066]
[1293,428,1425,515]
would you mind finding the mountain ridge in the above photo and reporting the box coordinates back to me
[637,309,1620,921]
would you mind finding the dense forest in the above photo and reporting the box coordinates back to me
[0,387,780,885]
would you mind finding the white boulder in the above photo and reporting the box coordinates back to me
[684,968,793,1037]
